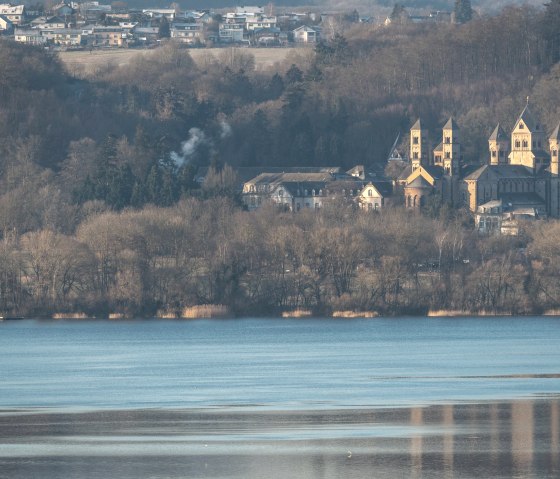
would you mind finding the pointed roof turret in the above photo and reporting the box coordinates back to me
[550,123,560,141]
[516,104,538,131]
[411,119,422,130]
[443,117,459,130]
[489,123,507,141]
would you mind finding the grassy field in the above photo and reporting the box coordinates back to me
[58,47,308,76]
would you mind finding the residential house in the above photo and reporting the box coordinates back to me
[90,25,127,46]
[0,14,13,32]
[170,22,204,44]
[475,199,542,235]
[245,15,276,31]
[51,2,74,17]
[185,11,211,23]
[219,21,245,43]
[36,16,67,29]
[14,28,46,44]
[131,25,159,44]
[0,4,24,24]
[358,181,393,211]
[235,6,264,15]
[41,28,84,46]
[142,8,175,20]
[292,25,319,43]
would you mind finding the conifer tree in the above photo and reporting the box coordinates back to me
[454,0,473,24]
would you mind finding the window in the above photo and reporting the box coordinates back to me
[445,137,451,144]
[368,189,372,197]
[413,136,419,145]
[522,140,528,148]
[445,152,451,159]
[492,151,497,158]
[553,150,558,157]
[515,140,521,148]
[519,123,524,129]
[413,152,419,159]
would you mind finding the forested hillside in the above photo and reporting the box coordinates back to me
[1,2,560,316]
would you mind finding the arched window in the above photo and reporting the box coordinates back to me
[522,140,528,148]
[368,189,372,197]
[515,140,521,148]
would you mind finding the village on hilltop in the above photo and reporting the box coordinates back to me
[0,2,455,49]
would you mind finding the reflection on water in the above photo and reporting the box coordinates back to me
[0,398,559,479]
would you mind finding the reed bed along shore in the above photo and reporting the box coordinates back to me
[157,305,230,319]
[427,309,513,317]
[52,312,90,319]
[332,310,379,318]
[282,309,313,318]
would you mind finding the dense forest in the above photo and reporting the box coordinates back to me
[2,2,560,317]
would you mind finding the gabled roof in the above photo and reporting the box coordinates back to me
[405,176,433,189]
[443,117,459,130]
[550,123,560,141]
[433,141,443,153]
[489,123,507,141]
[515,104,538,131]
[293,25,317,33]
[410,119,422,131]
[422,165,444,180]
[464,164,534,181]
[370,180,393,197]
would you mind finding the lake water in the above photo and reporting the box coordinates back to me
[0,317,559,478]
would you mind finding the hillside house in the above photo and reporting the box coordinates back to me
[292,25,319,43]
[219,22,245,43]
[14,28,45,44]
[0,4,24,24]
[0,14,12,31]
[171,23,204,44]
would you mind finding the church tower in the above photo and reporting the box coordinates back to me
[509,102,547,170]
[410,119,429,171]
[488,123,509,165]
[442,117,460,176]
[550,123,560,176]
[549,124,560,218]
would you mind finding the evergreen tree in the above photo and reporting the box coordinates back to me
[542,0,560,65]
[454,0,472,24]
[159,16,170,38]
[390,4,407,23]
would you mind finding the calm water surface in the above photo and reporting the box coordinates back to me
[0,317,559,478]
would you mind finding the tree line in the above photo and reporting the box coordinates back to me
[0,198,559,317]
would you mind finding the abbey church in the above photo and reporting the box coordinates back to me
[398,103,560,220]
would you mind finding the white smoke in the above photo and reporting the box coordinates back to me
[170,127,209,168]
[220,119,232,139]
[169,120,232,168]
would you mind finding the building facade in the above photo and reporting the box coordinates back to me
[399,102,560,221]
